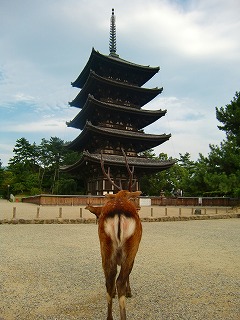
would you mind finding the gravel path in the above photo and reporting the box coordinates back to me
[0,219,239,320]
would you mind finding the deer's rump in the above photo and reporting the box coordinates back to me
[104,213,137,246]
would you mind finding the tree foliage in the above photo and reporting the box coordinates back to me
[3,137,83,197]
[216,91,240,146]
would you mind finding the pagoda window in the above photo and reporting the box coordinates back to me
[105,179,114,191]
[116,141,122,149]
[104,149,113,155]
[129,151,136,156]
[102,179,106,191]
[103,97,113,103]
[105,140,110,148]
[123,100,131,107]
[126,124,134,131]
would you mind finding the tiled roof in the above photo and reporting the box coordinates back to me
[84,151,176,167]
[71,48,160,88]
[86,121,169,139]
[69,71,162,108]
[68,95,166,130]
[66,121,171,152]
[61,151,176,173]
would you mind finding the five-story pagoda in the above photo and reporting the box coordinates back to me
[62,9,175,195]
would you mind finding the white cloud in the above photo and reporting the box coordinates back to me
[144,95,226,160]
[0,119,64,133]
[14,93,36,102]
[116,0,240,61]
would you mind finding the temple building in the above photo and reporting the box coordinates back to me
[61,9,175,195]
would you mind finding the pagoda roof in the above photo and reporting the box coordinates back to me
[67,95,167,130]
[61,151,176,174]
[72,48,160,88]
[67,121,171,153]
[69,71,162,109]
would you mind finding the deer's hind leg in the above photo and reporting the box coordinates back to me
[126,274,132,298]
[116,259,135,320]
[104,260,117,320]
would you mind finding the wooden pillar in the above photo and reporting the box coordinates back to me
[36,207,40,218]
[80,208,82,218]
[59,207,62,218]
[12,207,16,219]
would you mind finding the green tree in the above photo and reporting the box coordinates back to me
[38,137,80,194]
[8,138,39,169]
[177,153,197,196]
[190,92,240,197]
[0,170,15,198]
[201,139,240,197]
[7,137,82,196]
[140,153,180,196]
[7,138,40,194]
[216,91,240,146]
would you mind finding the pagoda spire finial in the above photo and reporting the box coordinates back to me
[109,8,118,57]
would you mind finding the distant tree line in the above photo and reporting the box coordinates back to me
[0,137,84,198]
[0,92,239,198]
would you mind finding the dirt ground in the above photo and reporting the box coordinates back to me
[0,219,239,319]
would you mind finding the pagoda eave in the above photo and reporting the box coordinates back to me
[60,151,176,175]
[71,48,160,88]
[66,122,171,153]
[69,71,163,108]
[67,95,167,130]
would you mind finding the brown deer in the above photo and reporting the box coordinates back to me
[97,149,142,320]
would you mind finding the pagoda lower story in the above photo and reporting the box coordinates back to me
[62,150,175,195]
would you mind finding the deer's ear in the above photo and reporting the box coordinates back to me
[129,191,141,198]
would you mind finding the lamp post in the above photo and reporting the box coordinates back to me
[7,185,10,201]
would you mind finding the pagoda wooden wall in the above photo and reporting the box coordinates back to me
[87,177,139,195]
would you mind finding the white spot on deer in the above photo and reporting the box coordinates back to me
[119,295,126,309]
[104,215,136,247]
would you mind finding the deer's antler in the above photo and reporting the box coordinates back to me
[100,151,122,191]
[121,148,135,191]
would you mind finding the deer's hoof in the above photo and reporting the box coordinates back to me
[126,292,132,298]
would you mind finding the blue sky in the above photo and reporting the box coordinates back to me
[1,0,240,166]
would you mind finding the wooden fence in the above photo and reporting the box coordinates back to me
[22,194,105,206]
[151,196,240,207]
[22,194,240,207]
